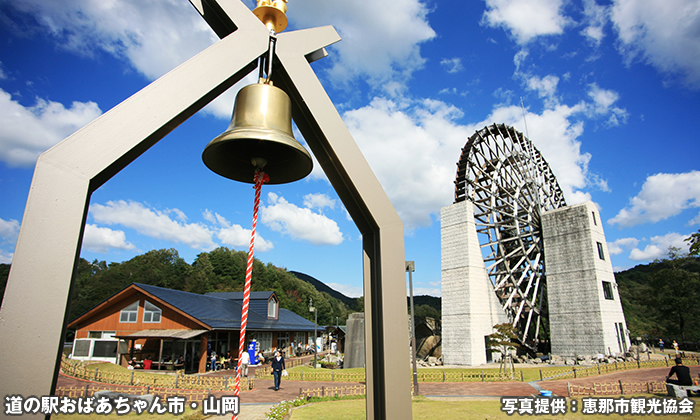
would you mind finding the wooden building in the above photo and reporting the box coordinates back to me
[67,283,317,373]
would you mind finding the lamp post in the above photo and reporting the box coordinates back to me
[406,261,419,395]
[309,298,318,369]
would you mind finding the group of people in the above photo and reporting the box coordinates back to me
[209,351,240,371]
[658,339,680,354]
[207,347,287,391]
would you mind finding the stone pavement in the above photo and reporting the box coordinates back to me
[56,357,700,420]
[208,403,273,420]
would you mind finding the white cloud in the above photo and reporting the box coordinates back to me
[82,224,135,253]
[287,0,435,94]
[343,97,470,229]
[342,83,626,229]
[0,250,12,264]
[481,0,570,44]
[628,232,690,261]
[689,213,700,226]
[207,211,274,252]
[0,217,20,242]
[608,171,700,227]
[412,286,443,297]
[440,58,464,74]
[0,89,102,167]
[611,0,700,89]
[303,193,336,210]
[5,0,216,82]
[0,217,20,263]
[580,0,608,46]
[262,192,343,246]
[586,84,628,126]
[327,282,363,299]
[526,74,560,106]
[607,237,639,256]
[1,0,244,119]
[90,200,217,251]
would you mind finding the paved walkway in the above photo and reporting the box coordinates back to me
[57,356,699,420]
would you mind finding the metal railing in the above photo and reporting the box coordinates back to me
[541,357,699,381]
[568,381,668,397]
[60,356,254,392]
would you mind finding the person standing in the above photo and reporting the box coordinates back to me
[270,350,286,391]
[659,339,665,353]
[239,349,250,377]
[673,340,679,354]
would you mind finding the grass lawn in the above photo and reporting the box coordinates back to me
[289,396,700,420]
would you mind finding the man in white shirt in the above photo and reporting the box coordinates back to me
[239,350,250,377]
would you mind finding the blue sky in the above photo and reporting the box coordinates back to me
[1,0,699,299]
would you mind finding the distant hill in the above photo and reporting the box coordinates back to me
[614,255,700,342]
[290,270,443,318]
[289,271,357,307]
[411,295,441,310]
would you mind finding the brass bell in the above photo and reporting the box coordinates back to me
[253,0,288,33]
[202,83,313,184]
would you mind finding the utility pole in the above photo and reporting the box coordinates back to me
[406,261,419,395]
[310,298,318,368]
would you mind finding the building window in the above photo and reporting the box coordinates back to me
[597,242,605,260]
[603,281,614,300]
[276,332,289,351]
[592,211,597,225]
[92,340,118,358]
[72,340,91,357]
[295,332,308,346]
[143,301,161,323]
[88,331,116,339]
[257,332,273,353]
[119,301,139,323]
[267,296,278,319]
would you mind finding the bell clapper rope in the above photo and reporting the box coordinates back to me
[232,159,269,420]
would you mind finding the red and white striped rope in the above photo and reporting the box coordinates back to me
[233,169,269,420]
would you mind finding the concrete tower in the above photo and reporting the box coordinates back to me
[542,201,630,356]
[440,124,630,365]
[441,200,507,365]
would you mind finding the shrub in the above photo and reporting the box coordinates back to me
[264,396,308,420]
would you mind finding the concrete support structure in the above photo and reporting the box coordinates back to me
[542,201,630,357]
[441,200,507,366]
[344,312,366,369]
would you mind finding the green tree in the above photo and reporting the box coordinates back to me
[486,323,520,375]
[643,254,700,341]
[412,304,440,319]
[686,230,700,256]
[0,263,10,305]
[355,296,364,312]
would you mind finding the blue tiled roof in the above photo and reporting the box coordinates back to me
[136,284,316,332]
[205,291,274,317]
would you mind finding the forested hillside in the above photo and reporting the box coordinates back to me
[615,255,700,342]
[3,252,697,342]
[0,247,356,326]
